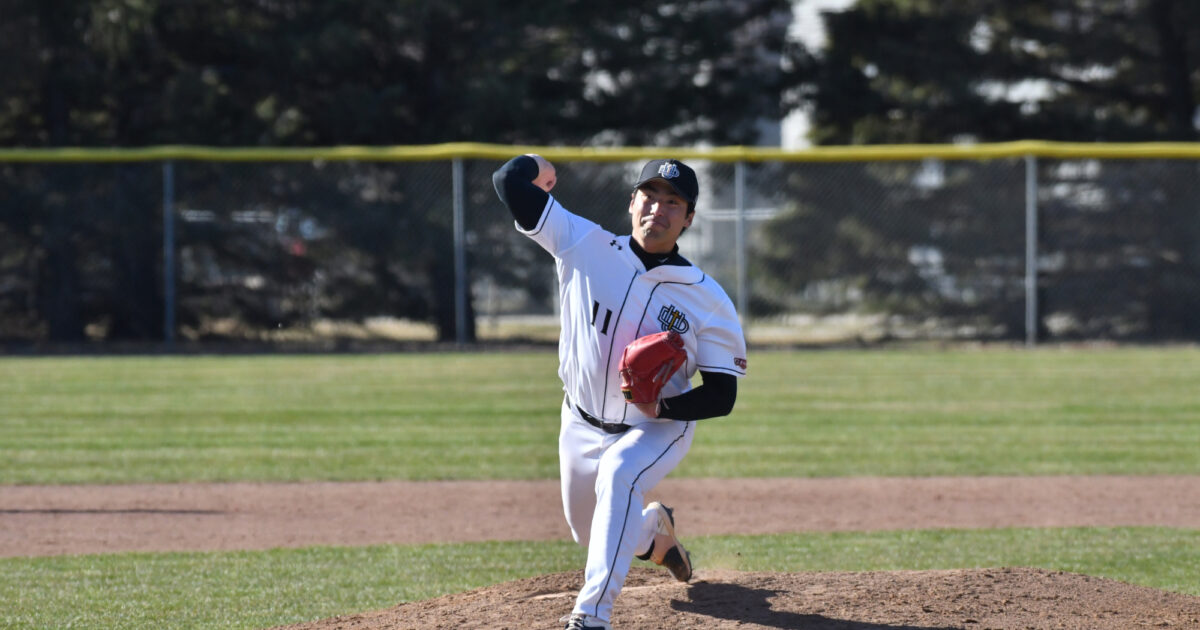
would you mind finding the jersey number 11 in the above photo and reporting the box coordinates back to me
[591,301,613,335]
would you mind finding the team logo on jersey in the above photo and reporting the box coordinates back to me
[658,162,680,179]
[657,304,690,334]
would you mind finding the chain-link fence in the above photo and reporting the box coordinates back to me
[2,144,1198,348]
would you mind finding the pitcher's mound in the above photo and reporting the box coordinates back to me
[278,566,1200,630]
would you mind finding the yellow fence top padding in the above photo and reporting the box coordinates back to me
[2,141,1200,163]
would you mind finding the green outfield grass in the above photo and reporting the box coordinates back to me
[1,527,1196,629]
[2,347,1198,629]
[1,347,1198,483]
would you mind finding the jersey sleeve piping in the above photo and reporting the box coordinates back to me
[630,277,703,337]
[686,276,748,378]
[696,363,747,377]
[515,195,557,237]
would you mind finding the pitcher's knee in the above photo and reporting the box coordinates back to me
[596,461,640,494]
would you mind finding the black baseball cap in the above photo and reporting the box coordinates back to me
[634,159,699,208]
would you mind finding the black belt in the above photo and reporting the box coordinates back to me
[568,397,630,434]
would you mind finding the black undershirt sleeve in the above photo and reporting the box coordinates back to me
[657,371,737,420]
[492,155,550,231]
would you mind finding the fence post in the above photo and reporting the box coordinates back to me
[162,161,176,348]
[734,160,748,324]
[452,158,467,345]
[1024,155,1038,346]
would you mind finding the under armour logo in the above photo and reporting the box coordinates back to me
[609,239,623,250]
[658,162,680,179]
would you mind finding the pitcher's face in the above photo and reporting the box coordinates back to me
[629,180,693,254]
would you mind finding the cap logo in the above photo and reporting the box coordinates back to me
[658,162,680,179]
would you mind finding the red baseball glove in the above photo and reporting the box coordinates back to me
[618,331,687,404]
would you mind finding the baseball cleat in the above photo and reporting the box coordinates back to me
[562,613,612,630]
[646,501,693,582]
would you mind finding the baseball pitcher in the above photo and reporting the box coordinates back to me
[493,154,747,630]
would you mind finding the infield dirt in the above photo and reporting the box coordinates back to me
[277,567,1200,630]
[4,476,1199,629]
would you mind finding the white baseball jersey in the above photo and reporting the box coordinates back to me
[519,195,747,423]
